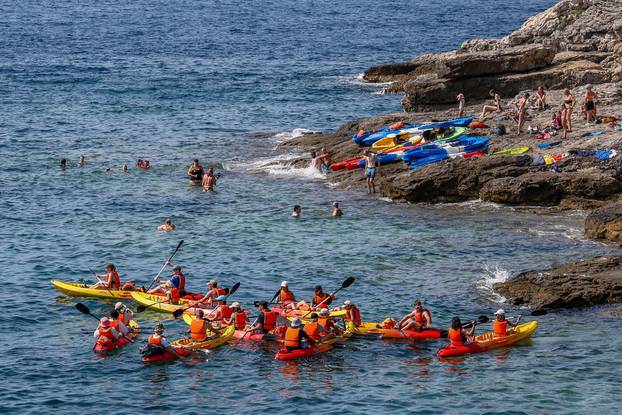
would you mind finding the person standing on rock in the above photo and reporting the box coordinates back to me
[515,93,529,135]
[535,86,546,110]
[480,89,503,119]
[457,93,465,117]
[364,150,378,194]
[584,85,598,124]
[561,89,576,139]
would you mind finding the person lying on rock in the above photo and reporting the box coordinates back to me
[480,89,503,119]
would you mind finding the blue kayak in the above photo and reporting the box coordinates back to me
[355,152,402,169]
[402,137,489,164]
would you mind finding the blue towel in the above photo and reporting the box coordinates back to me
[581,131,604,137]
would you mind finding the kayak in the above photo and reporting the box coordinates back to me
[170,324,235,350]
[345,321,443,339]
[130,291,194,313]
[437,321,538,357]
[493,146,530,155]
[51,280,133,299]
[275,343,334,361]
[371,130,424,152]
[271,306,347,319]
[402,136,490,164]
[141,346,192,363]
[409,150,485,170]
[94,320,140,355]
[181,313,272,342]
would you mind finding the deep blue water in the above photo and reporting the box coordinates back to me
[5,0,622,414]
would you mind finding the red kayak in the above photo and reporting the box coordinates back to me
[437,342,486,357]
[380,327,443,339]
[232,330,278,342]
[275,344,333,361]
[93,321,140,356]
[141,347,192,363]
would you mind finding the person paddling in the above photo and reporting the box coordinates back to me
[311,285,334,310]
[148,323,181,358]
[277,281,298,309]
[284,318,316,351]
[342,300,362,327]
[187,159,204,184]
[249,301,279,334]
[194,279,226,307]
[448,317,476,347]
[493,309,519,338]
[93,317,119,348]
[398,299,432,331]
[209,295,233,324]
[147,264,185,299]
[92,263,121,290]
[303,313,327,342]
[225,302,248,330]
[110,310,130,337]
[115,302,134,325]
[188,310,220,342]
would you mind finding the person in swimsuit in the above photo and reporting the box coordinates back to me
[79,155,85,167]
[535,86,546,110]
[291,205,301,217]
[187,159,204,184]
[202,167,217,191]
[456,93,465,117]
[480,89,502,118]
[121,164,128,172]
[584,85,598,124]
[332,202,343,217]
[157,218,175,231]
[364,150,378,194]
[561,89,576,139]
[515,92,530,135]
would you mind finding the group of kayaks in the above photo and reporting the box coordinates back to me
[54,277,538,362]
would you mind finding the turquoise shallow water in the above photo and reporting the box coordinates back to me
[3,0,622,414]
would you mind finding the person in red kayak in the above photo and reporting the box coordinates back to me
[303,313,327,342]
[193,279,226,307]
[284,318,316,351]
[398,299,432,331]
[209,295,233,324]
[318,308,342,337]
[93,317,119,347]
[249,301,279,334]
[493,309,519,338]
[93,263,120,290]
[110,309,130,337]
[148,323,181,358]
[311,285,334,310]
[147,264,186,299]
[342,300,362,327]
[188,310,220,342]
[447,317,477,346]
[225,302,248,330]
[115,302,134,326]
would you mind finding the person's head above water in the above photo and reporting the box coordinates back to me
[165,218,172,225]
[333,202,339,208]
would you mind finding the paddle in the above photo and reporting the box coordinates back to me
[75,302,134,343]
[172,282,240,319]
[300,276,355,320]
[145,240,184,292]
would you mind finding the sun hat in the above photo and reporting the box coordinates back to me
[114,302,124,310]
[343,300,352,306]
[231,302,240,308]
[281,281,288,287]
[291,318,302,328]
[495,309,505,315]
[100,317,110,327]
[319,308,329,316]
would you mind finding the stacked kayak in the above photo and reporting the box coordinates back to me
[402,137,490,164]
[437,321,538,357]
[345,321,443,339]
[52,280,134,299]
[170,324,235,350]
[94,320,140,355]
[359,117,472,147]
[130,292,194,313]
[353,122,421,146]
[372,126,468,152]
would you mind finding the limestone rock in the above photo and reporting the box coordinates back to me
[585,202,622,244]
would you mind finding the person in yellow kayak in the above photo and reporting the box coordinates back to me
[284,318,316,351]
[303,313,327,342]
[277,281,298,310]
[193,279,226,307]
[342,300,362,327]
[188,310,220,342]
[148,323,181,358]
[448,317,477,346]
[249,301,279,334]
[110,310,130,337]
[311,285,334,310]
[224,302,248,330]
[92,263,121,290]
[93,317,119,347]
[318,308,342,337]
[209,295,233,325]
[115,302,134,326]
[147,264,186,300]
[493,309,519,338]
[398,299,432,331]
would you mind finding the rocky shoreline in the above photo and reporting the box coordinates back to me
[275,0,622,313]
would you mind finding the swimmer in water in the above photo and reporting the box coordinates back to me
[121,164,128,172]
[332,202,343,217]
[292,205,301,218]
[79,155,85,167]
[157,218,176,231]
[187,159,204,184]
[60,159,67,169]
[202,167,217,191]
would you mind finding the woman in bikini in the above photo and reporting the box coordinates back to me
[584,85,598,124]
[561,89,576,139]
[480,89,502,119]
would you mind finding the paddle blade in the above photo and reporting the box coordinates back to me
[341,276,355,289]
[172,309,184,319]
[136,305,147,313]
[531,309,547,316]
[477,315,490,324]
[269,288,281,304]
[227,282,241,297]
[75,303,90,315]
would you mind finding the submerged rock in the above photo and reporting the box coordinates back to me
[585,202,622,244]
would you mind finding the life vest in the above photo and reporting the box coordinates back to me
[148,335,163,346]
[448,328,464,346]
[493,320,508,338]
[118,312,126,325]
[280,289,295,303]
[262,310,278,331]
[214,287,226,296]
[415,308,430,325]
[357,130,366,137]
[178,273,186,292]
[304,322,321,341]
[97,327,115,345]
[190,319,207,341]
[234,311,247,329]
[313,293,331,309]
[318,317,333,332]
[110,319,121,332]
[346,306,362,326]
[218,305,233,320]
[169,288,180,303]
[389,121,404,130]
[284,327,301,348]
[106,271,120,289]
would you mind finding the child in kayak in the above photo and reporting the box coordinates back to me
[448,317,477,346]
[110,310,130,337]
[277,281,298,310]
[342,300,362,327]
[225,302,248,330]
[93,317,119,348]
[493,309,519,338]
[284,318,316,351]
[398,300,432,331]
[92,263,121,290]
[146,323,181,358]
[188,310,220,342]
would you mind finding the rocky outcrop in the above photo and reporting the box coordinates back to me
[364,0,622,110]
[585,202,622,244]
[494,256,622,310]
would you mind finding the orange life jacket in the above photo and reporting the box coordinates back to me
[493,320,508,338]
[304,322,321,341]
[234,311,247,329]
[262,310,278,331]
[218,305,233,320]
[318,317,333,332]
[178,273,186,292]
[313,293,331,309]
[106,271,120,289]
[357,130,366,137]
[280,289,295,303]
[345,306,362,325]
[148,335,163,346]
[97,327,115,345]
[190,319,207,341]
[284,327,300,348]
[415,308,430,325]
[214,287,226,296]
[118,312,126,325]
[448,328,464,346]
[110,319,121,332]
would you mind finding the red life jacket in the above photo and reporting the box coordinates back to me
[148,335,163,346]
[218,305,233,320]
[448,328,464,346]
[178,273,186,292]
[106,271,120,289]
[493,320,508,338]
[304,322,321,341]
[313,293,331,309]
[97,327,115,346]
[262,310,278,331]
[234,311,247,329]
[118,312,126,325]
[318,317,334,332]
[214,287,226,296]
[280,289,295,303]
[345,306,361,325]
[415,308,430,325]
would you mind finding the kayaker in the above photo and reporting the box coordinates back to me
[225,302,248,330]
[194,279,226,307]
[363,150,378,194]
[250,301,279,334]
[148,323,181,358]
[343,300,362,327]
[92,263,121,290]
[448,317,476,346]
[398,300,432,331]
[187,159,204,184]
[311,285,334,310]
[284,318,315,351]
[157,218,176,231]
[188,310,220,342]
[147,264,185,298]
[493,309,519,338]
[332,202,343,217]
[291,205,301,218]
[303,313,327,342]
[318,308,342,337]
[93,317,119,347]
[277,281,298,309]
[115,302,134,325]
[202,167,217,191]
[210,295,233,324]
[110,309,130,337]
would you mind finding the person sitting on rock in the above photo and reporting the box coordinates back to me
[535,86,546,110]
[480,89,503,119]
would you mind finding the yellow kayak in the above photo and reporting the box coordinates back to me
[170,324,235,350]
[51,280,134,299]
[372,130,416,152]
[130,291,194,313]
[493,146,530,155]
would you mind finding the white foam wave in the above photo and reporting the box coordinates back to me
[477,262,510,303]
[227,153,326,180]
[269,128,318,144]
